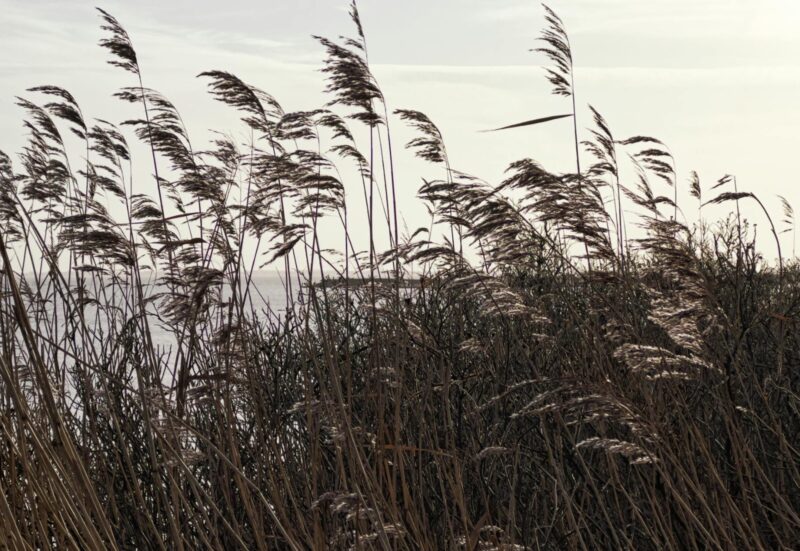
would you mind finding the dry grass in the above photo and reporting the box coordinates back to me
[0,3,798,549]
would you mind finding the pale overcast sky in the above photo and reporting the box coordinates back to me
[1,0,799,260]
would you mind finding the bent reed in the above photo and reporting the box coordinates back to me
[1,3,798,550]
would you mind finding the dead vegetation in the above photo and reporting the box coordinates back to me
[0,3,798,549]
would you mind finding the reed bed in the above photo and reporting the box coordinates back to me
[0,3,798,549]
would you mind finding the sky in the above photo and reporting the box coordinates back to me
[1,0,799,262]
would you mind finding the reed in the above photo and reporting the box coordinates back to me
[0,3,798,549]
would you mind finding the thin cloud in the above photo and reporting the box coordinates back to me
[478,0,751,36]
[372,62,800,85]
